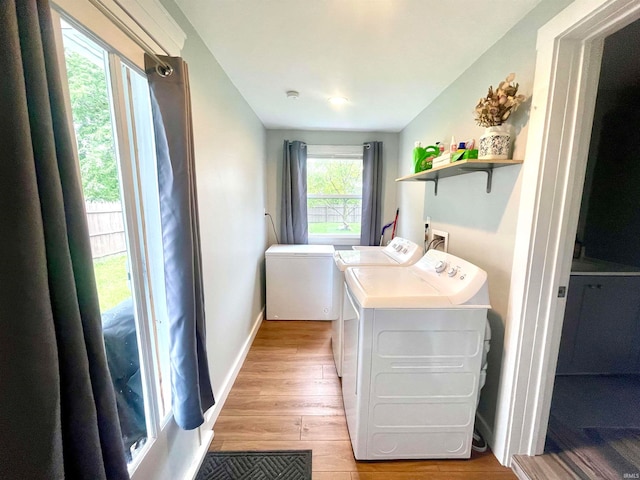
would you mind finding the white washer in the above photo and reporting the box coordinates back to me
[332,237,422,377]
[266,245,336,320]
[342,250,490,460]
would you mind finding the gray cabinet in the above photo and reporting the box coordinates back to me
[556,275,640,374]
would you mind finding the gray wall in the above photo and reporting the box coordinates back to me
[162,0,267,416]
[266,130,399,245]
[396,0,573,440]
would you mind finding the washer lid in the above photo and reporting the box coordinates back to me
[335,237,422,271]
[346,267,449,308]
[334,250,398,271]
[266,245,335,257]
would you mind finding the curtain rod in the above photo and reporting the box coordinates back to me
[87,0,174,77]
[301,143,371,149]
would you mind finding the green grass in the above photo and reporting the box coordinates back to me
[309,222,361,235]
[93,253,131,311]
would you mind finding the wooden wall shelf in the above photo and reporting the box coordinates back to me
[395,159,523,195]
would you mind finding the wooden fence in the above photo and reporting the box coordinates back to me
[308,205,362,224]
[86,202,126,259]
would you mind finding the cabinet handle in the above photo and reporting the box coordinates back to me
[587,284,602,289]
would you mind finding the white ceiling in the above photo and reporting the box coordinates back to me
[175,0,543,132]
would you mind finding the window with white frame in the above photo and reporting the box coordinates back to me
[56,15,171,470]
[307,145,363,245]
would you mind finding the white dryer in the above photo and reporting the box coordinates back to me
[332,237,422,376]
[342,250,490,460]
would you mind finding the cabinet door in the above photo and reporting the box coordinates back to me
[557,276,640,374]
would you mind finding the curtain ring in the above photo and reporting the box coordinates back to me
[156,63,174,78]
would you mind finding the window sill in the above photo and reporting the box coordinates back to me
[308,235,360,246]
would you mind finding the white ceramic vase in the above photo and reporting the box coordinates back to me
[479,125,512,160]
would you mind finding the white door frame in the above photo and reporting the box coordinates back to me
[492,0,640,466]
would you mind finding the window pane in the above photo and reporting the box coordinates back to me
[121,64,171,419]
[60,20,148,463]
[307,157,363,236]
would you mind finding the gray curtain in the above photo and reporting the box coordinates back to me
[0,1,129,478]
[280,140,308,244]
[360,142,384,246]
[145,55,215,430]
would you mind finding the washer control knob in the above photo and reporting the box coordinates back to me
[434,260,447,273]
[447,266,458,277]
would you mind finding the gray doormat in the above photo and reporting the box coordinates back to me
[196,450,312,480]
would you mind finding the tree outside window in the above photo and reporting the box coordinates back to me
[307,157,363,236]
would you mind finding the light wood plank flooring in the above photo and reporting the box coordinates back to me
[210,320,516,479]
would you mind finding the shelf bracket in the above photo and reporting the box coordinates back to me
[459,167,494,193]
[424,177,438,196]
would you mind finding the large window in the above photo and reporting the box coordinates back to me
[58,16,171,471]
[307,145,363,244]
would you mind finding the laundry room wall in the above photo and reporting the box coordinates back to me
[265,130,399,245]
[161,0,268,429]
[396,0,574,443]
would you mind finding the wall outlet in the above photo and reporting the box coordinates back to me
[431,229,449,252]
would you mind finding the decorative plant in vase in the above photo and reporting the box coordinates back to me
[475,73,526,159]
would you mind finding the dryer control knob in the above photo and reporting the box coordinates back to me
[435,260,447,273]
[447,266,458,277]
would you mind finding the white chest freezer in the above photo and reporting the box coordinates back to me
[266,244,336,320]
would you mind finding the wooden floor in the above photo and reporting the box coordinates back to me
[210,320,516,479]
[513,414,640,480]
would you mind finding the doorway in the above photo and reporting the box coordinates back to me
[492,0,640,468]
[543,18,640,476]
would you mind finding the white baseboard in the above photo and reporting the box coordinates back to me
[202,308,264,431]
[184,428,214,480]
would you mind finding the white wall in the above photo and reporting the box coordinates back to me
[397,0,573,443]
[266,130,399,245]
